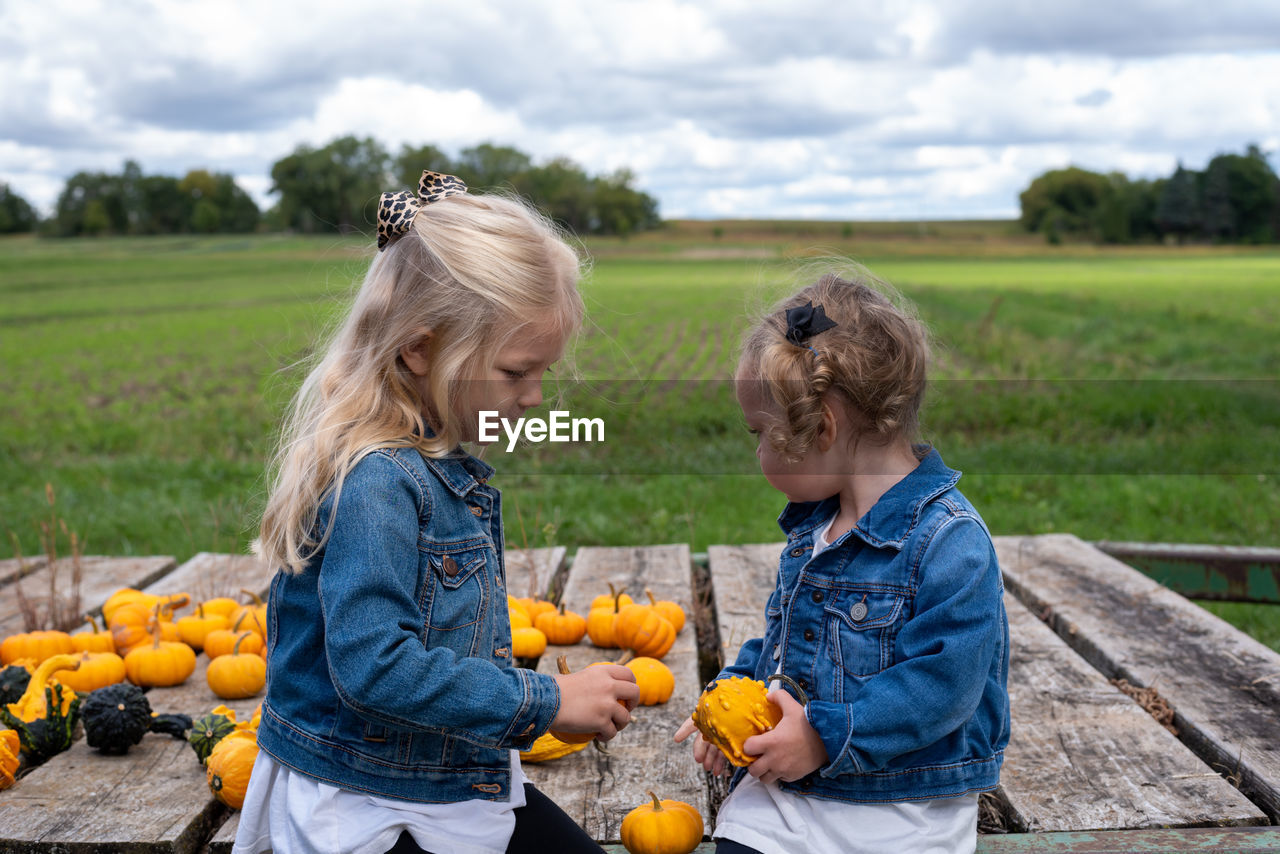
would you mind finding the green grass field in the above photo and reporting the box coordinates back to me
[2,224,1278,647]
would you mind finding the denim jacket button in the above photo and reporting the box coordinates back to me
[803,629,815,641]
[850,601,868,622]
[810,591,824,603]
[789,547,805,557]
[442,556,459,577]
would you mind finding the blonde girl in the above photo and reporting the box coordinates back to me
[676,269,1010,854]
[235,172,637,854]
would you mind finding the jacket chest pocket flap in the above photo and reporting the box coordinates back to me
[825,590,905,678]
[424,549,489,633]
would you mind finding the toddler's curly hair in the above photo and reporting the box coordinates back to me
[738,269,930,462]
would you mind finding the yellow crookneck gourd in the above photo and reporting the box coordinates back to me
[6,654,81,722]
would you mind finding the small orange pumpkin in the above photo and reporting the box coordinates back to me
[176,605,229,651]
[123,621,197,687]
[205,623,265,660]
[51,651,126,693]
[585,600,622,649]
[644,588,686,634]
[229,590,267,639]
[71,615,116,654]
[511,627,548,659]
[620,790,704,854]
[590,583,634,610]
[625,657,675,706]
[0,630,75,666]
[0,728,20,790]
[206,729,259,809]
[535,604,587,646]
[613,604,676,660]
[206,635,267,700]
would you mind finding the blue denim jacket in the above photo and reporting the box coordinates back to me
[256,447,561,803]
[720,448,1010,803]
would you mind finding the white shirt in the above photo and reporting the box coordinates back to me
[713,515,978,854]
[231,750,529,854]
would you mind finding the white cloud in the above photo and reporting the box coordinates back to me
[1,0,1278,219]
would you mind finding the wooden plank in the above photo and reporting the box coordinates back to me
[975,826,1280,853]
[207,815,240,854]
[138,551,273,604]
[706,543,781,672]
[0,555,176,637]
[526,544,707,844]
[999,590,1264,831]
[996,534,1280,822]
[0,733,226,853]
[0,556,47,588]
[708,542,1265,834]
[504,546,569,602]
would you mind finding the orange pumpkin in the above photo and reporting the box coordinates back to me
[176,605,229,651]
[229,590,267,639]
[0,728,19,790]
[198,597,242,619]
[535,604,587,646]
[620,791,704,854]
[205,628,265,660]
[516,597,557,624]
[206,635,267,700]
[206,729,259,809]
[0,630,75,666]
[613,604,676,660]
[590,583,634,610]
[123,622,197,687]
[71,615,116,654]
[644,588,686,634]
[50,651,126,693]
[625,657,675,706]
[586,600,622,649]
[511,627,548,659]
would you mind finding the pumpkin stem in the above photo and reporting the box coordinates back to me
[231,633,246,656]
[84,614,101,634]
[614,649,635,666]
[556,654,571,675]
[647,790,663,811]
[239,588,264,606]
[645,588,658,606]
[766,673,810,706]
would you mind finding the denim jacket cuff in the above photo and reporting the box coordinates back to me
[503,668,561,750]
[807,699,863,777]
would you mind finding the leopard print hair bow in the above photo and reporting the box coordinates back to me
[376,170,468,250]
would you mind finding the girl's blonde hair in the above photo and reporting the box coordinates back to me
[739,267,929,462]
[259,192,583,574]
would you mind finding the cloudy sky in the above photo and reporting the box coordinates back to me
[3,0,1278,220]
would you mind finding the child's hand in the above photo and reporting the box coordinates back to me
[741,688,828,784]
[552,664,638,742]
[673,716,732,777]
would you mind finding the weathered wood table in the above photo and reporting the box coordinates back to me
[0,535,1277,853]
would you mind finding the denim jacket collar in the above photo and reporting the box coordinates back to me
[777,447,961,551]
[420,449,495,498]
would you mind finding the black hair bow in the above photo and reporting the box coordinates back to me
[784,301,838,346]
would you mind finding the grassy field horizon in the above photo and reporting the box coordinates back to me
[3,222,1277,645]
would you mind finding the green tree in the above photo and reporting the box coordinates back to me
[453,143,533,191]
[1019,167,1111,241]
[0,183,38,233]
[270,136,390,233]
[1154,164,1202,242]
[394,144,455,191]
[54,171,127,236]
[1202,146,1278,243]
[591,168,660,237]
[523,157,594,233]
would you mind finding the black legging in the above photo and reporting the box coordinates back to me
[385,784,604,853]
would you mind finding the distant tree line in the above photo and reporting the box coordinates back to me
[1020,144,1280,244]
[0,137,659,240]
[269,136,660,237]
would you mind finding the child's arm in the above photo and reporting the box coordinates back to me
[806,516,1004,776]
[551,664,639,741]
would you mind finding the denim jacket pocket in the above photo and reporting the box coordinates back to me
[824,591,905,680]
[423,548,491,657]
